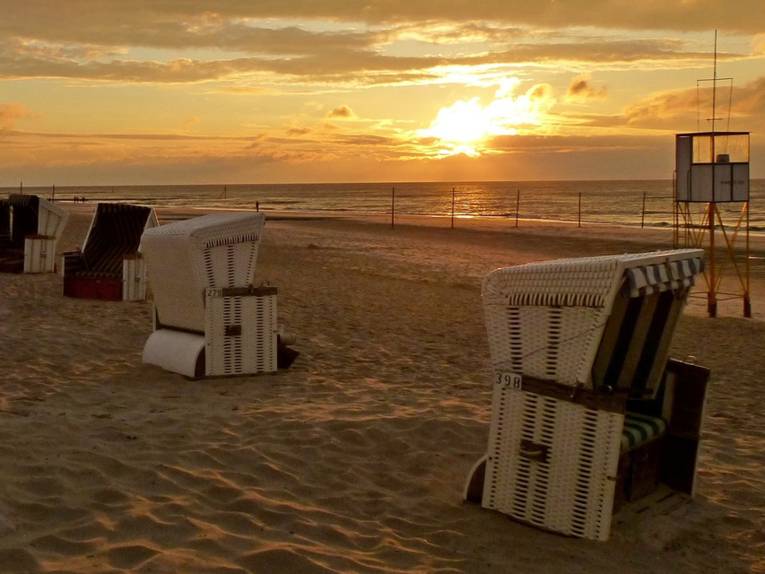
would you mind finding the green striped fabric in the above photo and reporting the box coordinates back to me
[621,412,667,451]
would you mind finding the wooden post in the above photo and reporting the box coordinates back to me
[515,189,520,228]
[641,192,646,228]
[578,192,582,228]
[19,178,23,195]
[745,199,751,317]
[391,186,395,229]
[708,202,717,317]
[451,187,455,229]
[52,184,55,202]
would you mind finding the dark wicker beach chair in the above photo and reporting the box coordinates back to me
[0,194,68,273]
[62,203,157,300]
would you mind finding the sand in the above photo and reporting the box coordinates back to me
[0,206,763,573]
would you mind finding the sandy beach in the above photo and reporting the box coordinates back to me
[0,205,763,573]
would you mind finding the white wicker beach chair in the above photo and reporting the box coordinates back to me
[140,212,278,378]
[464,249,709,541]
[0,194,69,273]
[62,203,158,301]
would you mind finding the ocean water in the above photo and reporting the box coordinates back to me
[4,180,764,230]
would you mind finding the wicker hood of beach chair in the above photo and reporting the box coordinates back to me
[465,249,709,541]
[0,194,68,273]
[62,203,158,301]
[140,212,282,378]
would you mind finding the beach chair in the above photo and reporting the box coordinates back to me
[0,194,69,273]
[140,212,281,378]
[62,203,158,301]
[464,249,709,541]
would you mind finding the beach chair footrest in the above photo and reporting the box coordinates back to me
[143,329,206,378]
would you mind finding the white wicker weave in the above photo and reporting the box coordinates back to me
[471,249,705,541]
[140,212,264,332]
[483,384,623,541]
[205,287,278,376]
[140,212,276,378]
[482,249,703,388]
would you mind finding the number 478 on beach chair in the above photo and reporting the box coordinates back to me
[464,249,710,541]
[140,212,295,379]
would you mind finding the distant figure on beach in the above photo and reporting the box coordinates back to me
[256,201,259,212]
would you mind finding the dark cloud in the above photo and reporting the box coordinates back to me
[567,76,607,100]
[327,105,355,118]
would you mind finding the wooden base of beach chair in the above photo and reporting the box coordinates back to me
[24,236,58,273]
[0,249,25,273]
[466,381,624,542]
[465,360,709,541]
[63,275,123,300]
[143,287,280,378]
[122,256,147,301]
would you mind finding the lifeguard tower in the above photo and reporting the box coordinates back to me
[673,34,752,318]
[674,131,751,317]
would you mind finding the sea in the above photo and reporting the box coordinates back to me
[3,179,764,231]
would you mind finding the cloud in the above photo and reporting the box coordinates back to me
[327,105,355,119]
[622,76,765,130]
[0,102,30,129]
[567,76,607,100]
[0,37,740,85]
[1,1,763,34]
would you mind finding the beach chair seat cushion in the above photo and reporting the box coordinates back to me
[621,412,667,451]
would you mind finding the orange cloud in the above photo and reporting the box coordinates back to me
[0,103,30,129]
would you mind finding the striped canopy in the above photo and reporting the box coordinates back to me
[624,256,704,298]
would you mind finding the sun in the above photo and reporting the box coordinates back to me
[417,80,554,157]
[425,99,500,154]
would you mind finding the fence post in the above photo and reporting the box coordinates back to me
[641,192,646,228]
[515,189,520,228]
[391,186,395,229]
[578,192,582,228]
[451,187,455,229]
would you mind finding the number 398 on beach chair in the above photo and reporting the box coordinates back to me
[464,249,709,541]
[140,212,284,379]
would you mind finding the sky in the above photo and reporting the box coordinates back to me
[1,1,764,185]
